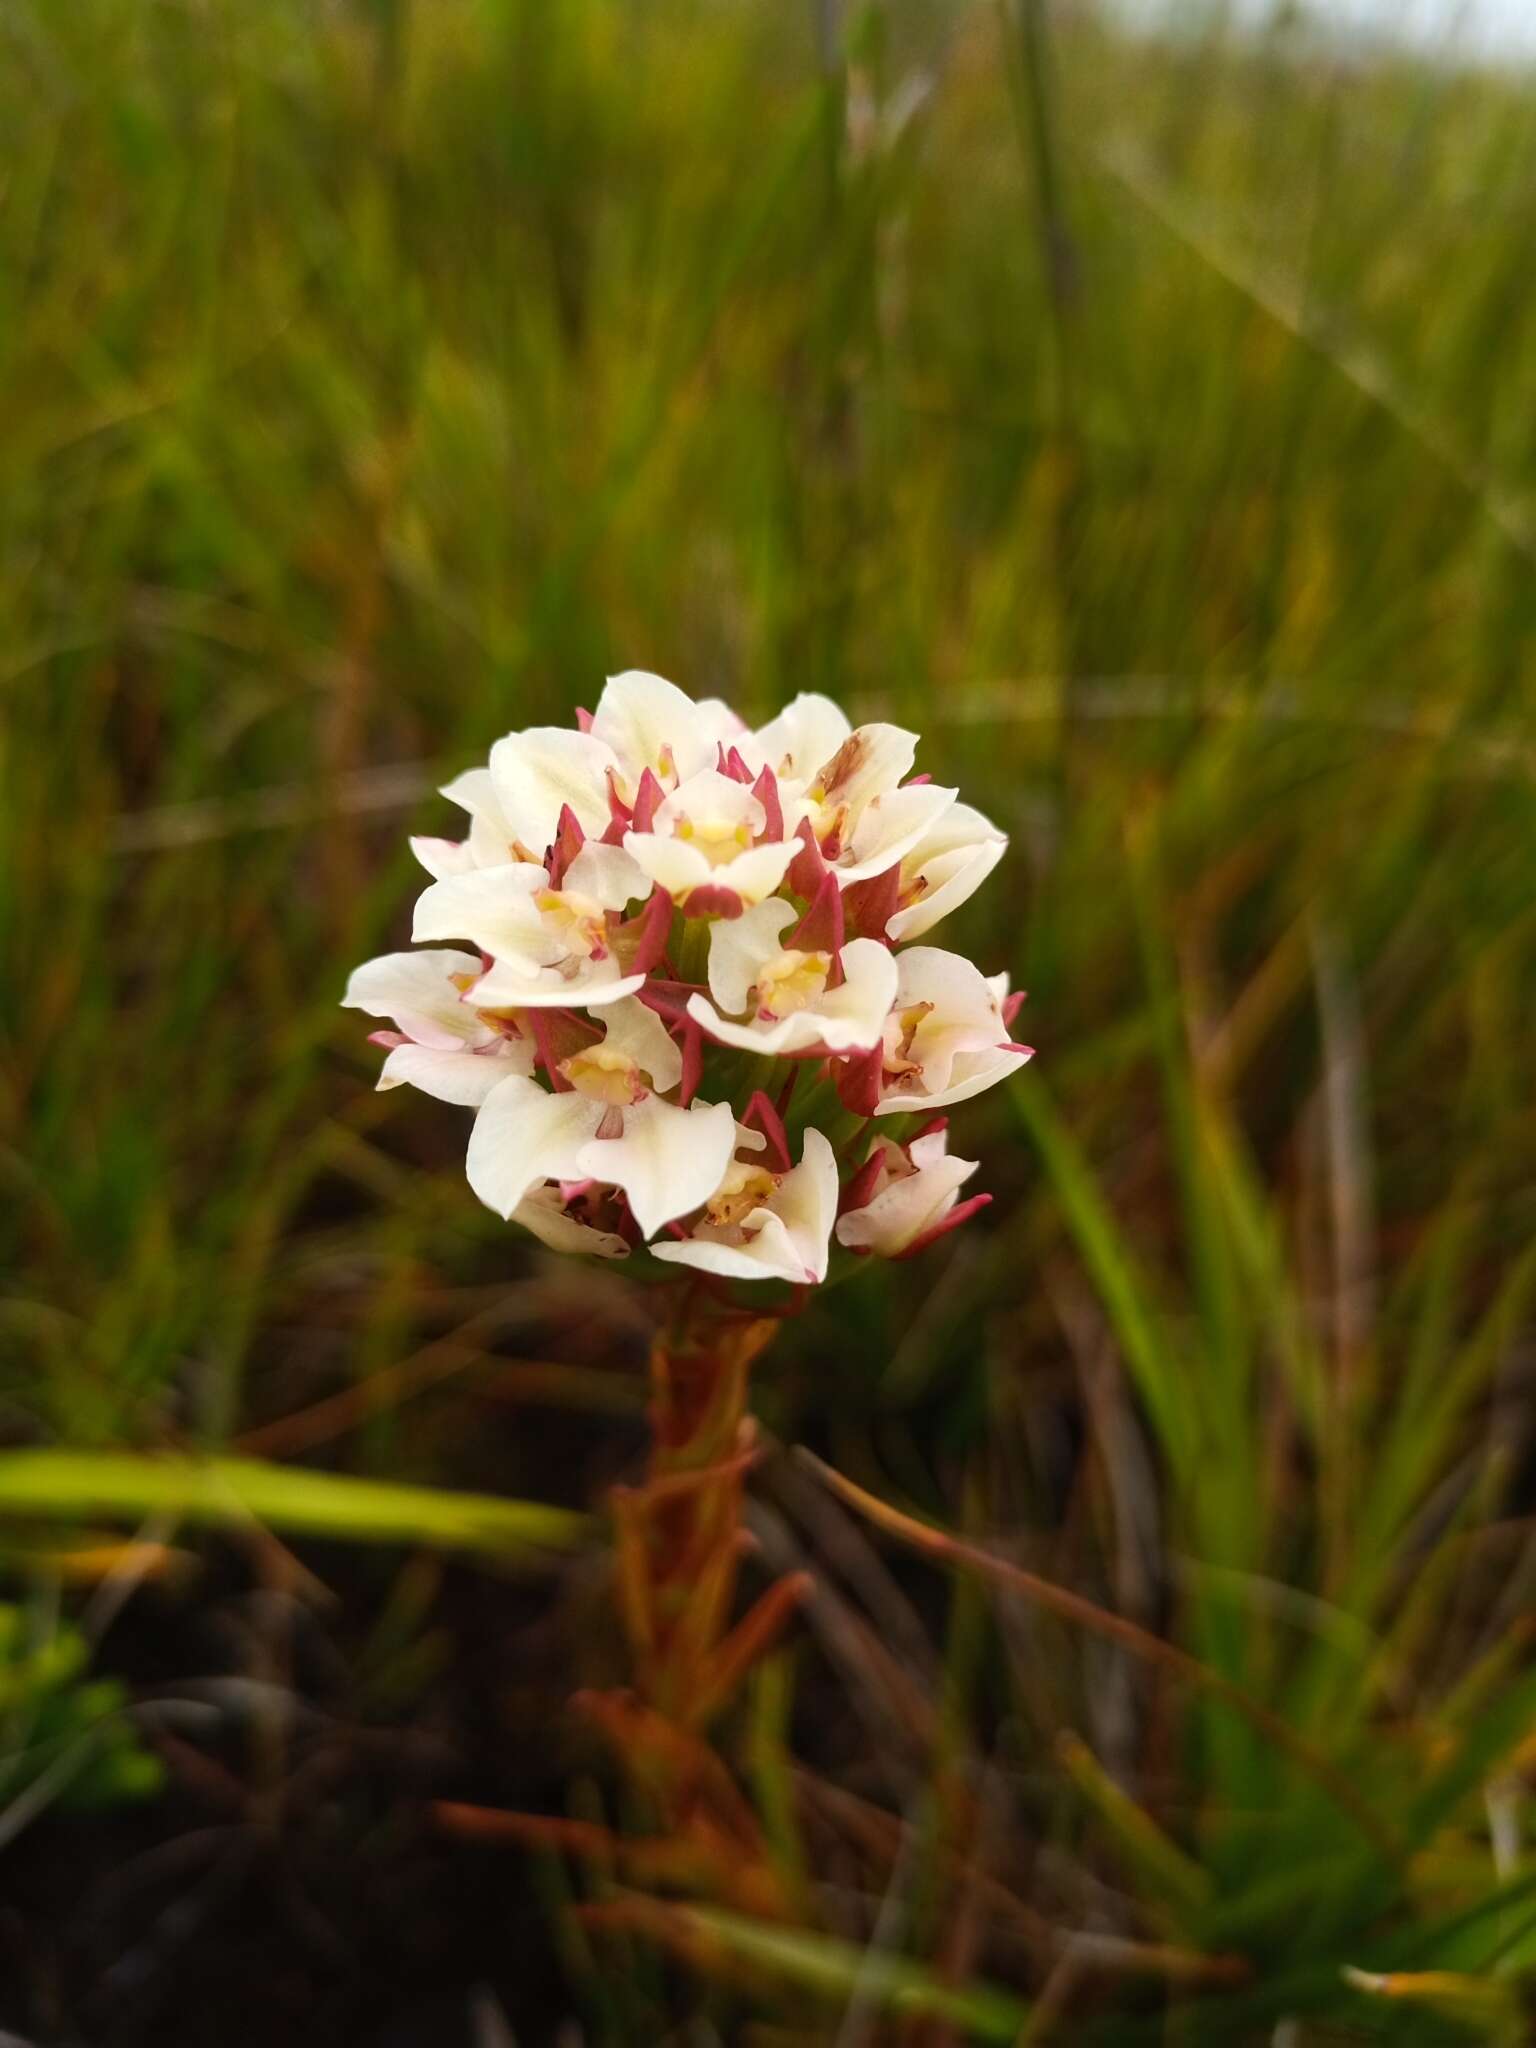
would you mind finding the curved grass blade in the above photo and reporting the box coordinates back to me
[0,1451,590,1559]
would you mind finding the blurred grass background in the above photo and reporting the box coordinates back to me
[7,0,1536,2039]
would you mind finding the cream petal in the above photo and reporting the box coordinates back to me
[895,945,1005,1029]
[655,1128,838,1284]
[343,949,488,1049]
[751,693,852,785]
[705,898,797,1014]
[835,1151,977,1255]
[817,722,918,814]
[887,836,1005,942]
[379,1042,529,1107]
[598,994,683,1094]
[713,838,797,906]
[488,727,619,851]
[469,957,647,1009]
[409,835,478,881]
[623,831,713,900]
[685,994,816,1057]
[513,1185,630,1261]
[838,781,957,885]
[815,939,899,1049]
[773,1127,839,1281]
[465,1078,602,1218]
[876,1044,1032,1116]
[651,1231,789,1283]
[689,934,893,1056]
[654,768,765,840]
[563,840,651,911]
[411,866,551,961]
[580,1096,738,1239]
[437,767,520,869]
[592,670,719,786]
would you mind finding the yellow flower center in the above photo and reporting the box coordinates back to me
[705,1162,778,1228]
[883,1000,934,1077]
[536,887,609,962]
[754,948,830,1021]
[674,815,753,869]
[560,1046,647,1106]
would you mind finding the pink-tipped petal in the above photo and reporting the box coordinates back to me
[895,1191,993,1260]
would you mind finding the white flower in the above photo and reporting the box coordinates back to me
[873,946,1032,1114]
[472,673,746,865]
[884,801,1007,943]
[652,1128,839,1286]
[341,949,534,1104]
[347,672,1026,1277]
[746,696,957,887]
[687,898,897,1056]
[512,1181,631,1261]
[412,842,654,1009]
[589,668,743,793]
[409,768,524,880]
[465,997,737,1239]
[744,692,854,789]
[835,1125,983,1257]
[624,768,795,916]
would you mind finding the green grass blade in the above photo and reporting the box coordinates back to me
[0,1451,591,1559]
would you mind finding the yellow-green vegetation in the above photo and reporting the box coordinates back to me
[6,0,1536,2039]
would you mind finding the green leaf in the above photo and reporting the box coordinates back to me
[0,1452,591,1559]
[625,1896,1031,2040]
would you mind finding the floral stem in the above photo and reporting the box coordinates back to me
[614,1289,783,1724]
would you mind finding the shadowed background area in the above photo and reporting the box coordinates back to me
[6,1,1536,2041]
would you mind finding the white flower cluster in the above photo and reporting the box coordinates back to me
[345,673,1030,1285]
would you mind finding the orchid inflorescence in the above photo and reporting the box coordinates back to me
[344,672,1031,1287]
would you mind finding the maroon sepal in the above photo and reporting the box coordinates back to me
[788,816,830,900]
[751,764,784,842]
[741,1089,792,1173]
[602,767,634,845]
[1001,990,1028,1027]
[575,706,595,732]
[548,803,586,885]
[636,979,697,1023]
[790,868,845,963]
[842,863,901,943]
[836,1045,883,1118]
[630,766,665,834]
[895,1191,992,1260]
[837,1144,887,1218]
[720,743,756,786]
[998,1041,1035,1058]
[622,885,673,974]
[367,1029,409,1050]
[678,1019,705,1107]
[682,883,744,919]
[907,771,932,786]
